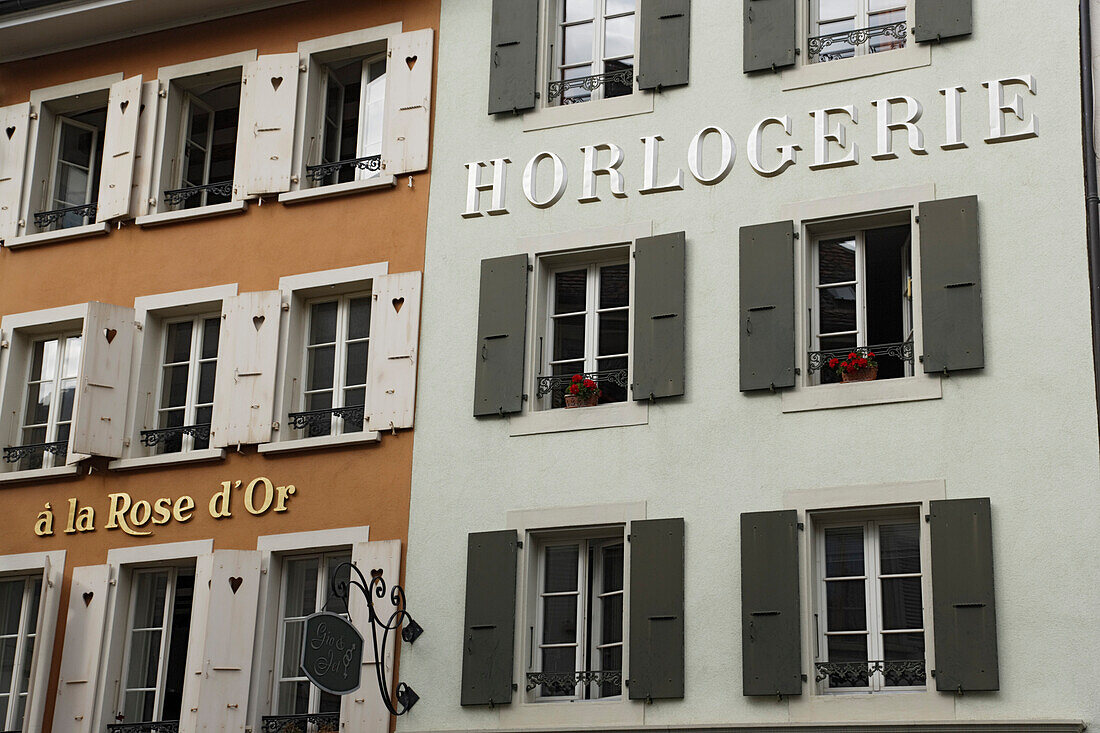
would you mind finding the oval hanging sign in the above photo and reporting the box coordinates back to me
[300,611,364,695]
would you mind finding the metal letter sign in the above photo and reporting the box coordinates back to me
[300,612,364,695]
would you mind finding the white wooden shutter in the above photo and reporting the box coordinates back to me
[382,29,434,176]
[178,551,261,733]
[96,76,143,222]
[22,556,59,733]
[129,80,160,219]
[232,69,256,201]
[0,102,30,243]
[244,53,300,196]
[343,540,401,733]
[359,73,386,180]
[71,302,136,459]
[210,291,282,447]
[54,565,111,733]
[366,272,421,432]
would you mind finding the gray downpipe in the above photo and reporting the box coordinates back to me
[1081,0,1100,449]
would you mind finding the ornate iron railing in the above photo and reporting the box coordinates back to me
[163,181,233,207]
[3,440,67,464]
[288,406,365,437]
[305,155,382,182]
[814,659,926,687]
[259,713,340,733]
[807,340,914,374]
[536,368,629,400]
[106,721,180,733]
[526,670,623,696]
[140,423,211,448]
[548,69,633,105]
[808,21,907,63]
[34,202,97,229]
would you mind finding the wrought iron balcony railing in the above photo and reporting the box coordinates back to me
[305,155,382,182]
[3,440,67,464]
[140,423,211,448]
[106,721,180,733]
[288,406,365,437]
[808,21,907,63]
[807,340,914,374]
[526,670,623,696]
[548,68,633,105]
[260,712,340,733]
[163,181,233,207]
[536,367,629,405]
[814,659,926,687]
[34,202,98,230]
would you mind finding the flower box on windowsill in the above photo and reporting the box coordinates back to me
[841,366,878,383]
[564,394,599,408]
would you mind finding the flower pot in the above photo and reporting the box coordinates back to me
[564,393,599,408]
[840,365,878,383]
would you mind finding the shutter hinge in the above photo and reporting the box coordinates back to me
[925,513,931,522]
[793,232,800,239]
[797,522,805,531]
[915,215,921,223]
[527,264,533,271]
[794,367,801,376]
[801,673,808,681]
[512,683,518,691]
[522,393,528,401]
[626,533,631,542]
[625,679,630,687]
[516,540,523,549]
[272,421,280,430]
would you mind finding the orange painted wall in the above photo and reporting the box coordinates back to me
[0,0,438,729]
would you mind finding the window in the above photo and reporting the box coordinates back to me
[813,512,926,692]
[117,566,194,726]
[530,533,624,701]
[547,0,636,106]
[146,316,219,455]
[273,551,351,718]
[295,294,371,437]
[809,221,913,385]
[540,254,630,409]
[15,334,81,471]
[170,82,241,209]
[809,0,907,64]
[308,56,387,188]
[0,575,42,732]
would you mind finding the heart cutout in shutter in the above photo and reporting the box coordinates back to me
[370,568,384,579]
[228,576,243,594]
[120,100,129,112]
[253,315,265,331]
[104,328,117,344]
[82,592,94,606]
[405,55,417,70]
[4,126,14,140]
[392,297,404,313]
[270,76,283,92]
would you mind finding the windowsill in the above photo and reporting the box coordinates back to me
[522,91,654,132]
[781,44,931,91]
[498,698,643,729]
[278,175,396,204]
[508,401,648,437]
[0,463,81,485]
[135,200,248,228]
[4,221,110,249]
[780,375,942,413]
[107,447,226,472]
[257,430,381,455]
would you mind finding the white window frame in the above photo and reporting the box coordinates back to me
[15,330,82,470]
[151,314,220,454]
[808,0,908,64]
[548,0,637,106]
[300,292,371,438]
[0,573,43,730]
[313,55,388,188]
[46,115,102,228]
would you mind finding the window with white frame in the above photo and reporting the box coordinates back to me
[164,76,242,210]
[539,251,630,409]
[813,511,927,692]
[547,0,636,106]
[13,333,82,471]
[529,532,624,701]
[307,55,387,188]
[272,551,351,718]
[809,220,913,385]
[293,294,371,437]
[28,97,108,234]
[809,0,907,64]
[0,575,42,731]
[144,316,219,455]
[116,566,195,725]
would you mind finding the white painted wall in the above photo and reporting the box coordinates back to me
[403,1,1100,731]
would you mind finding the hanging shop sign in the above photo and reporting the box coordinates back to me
[460,74,1039,217]
[32,476,297,537]
[301,612,365,695]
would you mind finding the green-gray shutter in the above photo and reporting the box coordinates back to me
[741,510,801,696]
[473,254,529,417]
[743,0,797,73]
[929,498,999,693]
[460,530,519,706]
[914,0,972,43]
[628,518,684,700]
[739,221,795,392]
[488,0,539,115]
[918,196,984,374]
[633,232,685,401]
[638,0,691,90]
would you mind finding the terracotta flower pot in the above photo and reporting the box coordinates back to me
[564,393,599,408]
[840,365,878,383]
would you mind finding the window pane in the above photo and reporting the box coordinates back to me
[604,58,633,98]
[825,579,866,631]
[555,270,587,314]
[58,123,94,166]
[883,632,925,662]
[603,15,634,58]
[161,364,190,408]
[307,346,336,391]
[324,553,353,615]
[881,577,923,630]
[816,19,856,59]
[606,0,634,13]
[818,238,855,284]
[58,380,77,422]
[319,690,341,713]
[62,336,82,378]
[595,356,627,404]
[598,310,628,357]
[879,523,921,575]
[542,596,578,644]
[124,689,157,725]
[197,362,216,405]
[164,321,193,364]
[818,0,856,21]
[599,263,629,308]
[348,296,372,340]
[278,680,310,715]
[544,546,579,592]
[818,285,857,334]
[600,594,623,644]
[541,646,576,675]
[562,22,594,66]
[281,619,305,677]
[188,109,210,146]
[309,301,339,345]
[599,646,622,696]
[0,580,21,635]
[30,339,56,381]
[0,638,14,690]
[564,0,594,22]
[345,341,369,386]
[825,526,864,577]
[201,318,220,360]
[341,388,365,433]
[552,315,586,362]
[132,572,168,628]
[284,557,319,617]
[23,383,50,426]
[562,65,593,104]
[869,0,905,9]
[602,544,624,592]
[825,635,868,687]
[125,629,162,689]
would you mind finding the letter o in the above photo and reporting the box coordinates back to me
[245,477,274,515]
[130,500,152,527]
[688,126,736,185]
[522,152,568,208]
